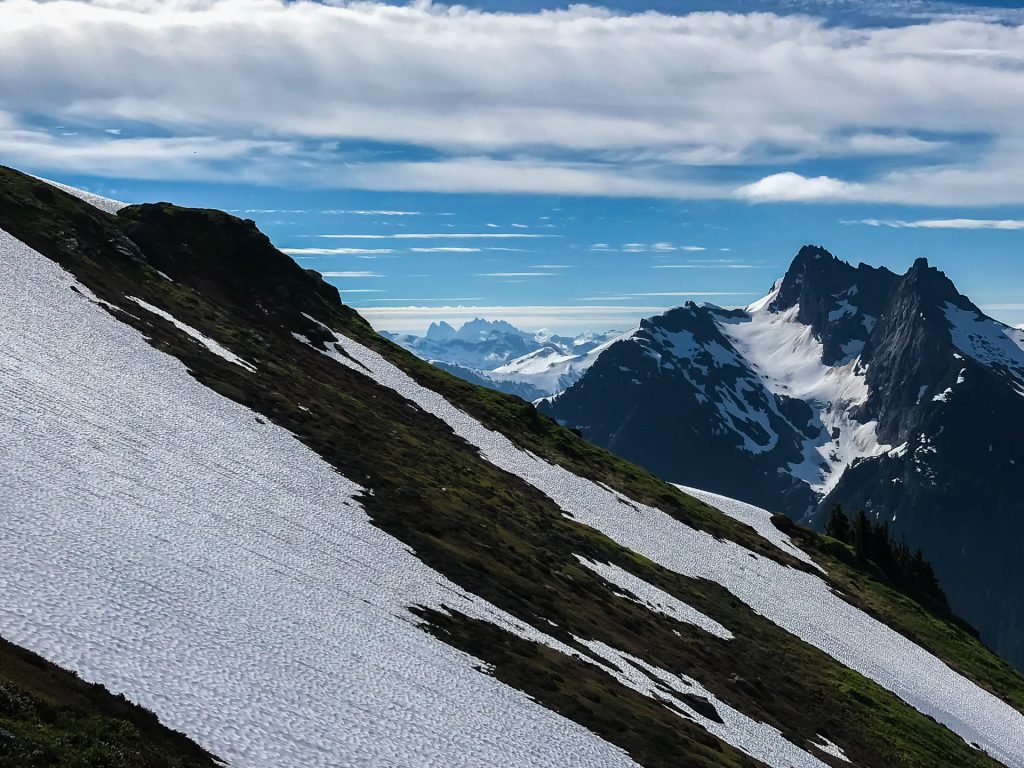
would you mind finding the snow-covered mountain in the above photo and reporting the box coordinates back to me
[542,245,1024,671]
[3,168,1024,768]
[383,320,624,399]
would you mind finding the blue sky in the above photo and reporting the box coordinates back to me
[3,0,1024,333]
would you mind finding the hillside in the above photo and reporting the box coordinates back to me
[2,166,1024,767]
[541,246,1024,670]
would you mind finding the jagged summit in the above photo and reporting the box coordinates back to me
[426,320,459,341]
[544,243,1024,669]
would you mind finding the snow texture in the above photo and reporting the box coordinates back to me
[36,176,126,213]
[945,302,1024,388]
[128,296,257,372]
[575,556,734,640]
[720,300,888,494]
[676,485,817,568]
[812,735,850,762]
[320,322,1024,768]
[0,229,640,768]
[574,638,832,768]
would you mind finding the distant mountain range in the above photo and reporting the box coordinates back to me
[383,320,626,399]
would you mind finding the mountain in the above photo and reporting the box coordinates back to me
[541,245,1024,671]
[3,167,1024,768]
[383,320,624,399]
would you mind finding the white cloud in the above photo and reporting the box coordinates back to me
[316,232,552,239]
[283,247,394,255]
[575,291,756,299]
[847,218,1024,229]
[652,263,767,269]
[326,209,421,216]
[680,245,706,251]
[476,272,556,277]
[5,2,1024,202]
[735,172,864,202]
[317,270,383,278]
[410,247,481,252]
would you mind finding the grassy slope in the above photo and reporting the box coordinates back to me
[0,637,218,768]
[1,166,1022,767]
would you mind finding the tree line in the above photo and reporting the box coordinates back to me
[826,505,949,613]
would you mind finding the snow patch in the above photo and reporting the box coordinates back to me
[812,735,850,762]
[718,302,888,494]
[677,485,817,567]
[575,556,734,639]
[944,302,1024,387]
[827,299,856,321]
[575,638,832,768]
[36,176,126,213]
[888,442,909,458]
[128,296,257,372]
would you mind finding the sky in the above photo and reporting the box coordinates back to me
[3,0,1024,334]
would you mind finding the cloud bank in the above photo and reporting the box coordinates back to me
[3,1,1024,203]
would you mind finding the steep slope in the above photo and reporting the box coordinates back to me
[3,167,1024,768]
[543,246,1024,670]
[820,262,1024,672]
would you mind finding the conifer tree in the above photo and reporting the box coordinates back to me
[825,504,851,543]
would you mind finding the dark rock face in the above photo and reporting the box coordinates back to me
[545,246,1024,670]
[771,245,896,366]
[542,302,818,517]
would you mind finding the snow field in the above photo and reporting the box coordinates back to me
[0,228,640,768]
[322,320,1024,768]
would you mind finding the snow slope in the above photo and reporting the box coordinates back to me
[0,228,641,768]
[676,485,816,567]
[945,302,1024,389]
[128,296,257,371]
[719,298,888,493]
[36,176,126,213]
[319,320,1024,768]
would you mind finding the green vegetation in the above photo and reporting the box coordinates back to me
[2,164,1023,767]
[0,637,217,768]
[826,505,948,612]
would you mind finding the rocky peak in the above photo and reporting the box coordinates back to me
[859,259,970,440]
[768,245,896,365]
[426,321,458,342]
